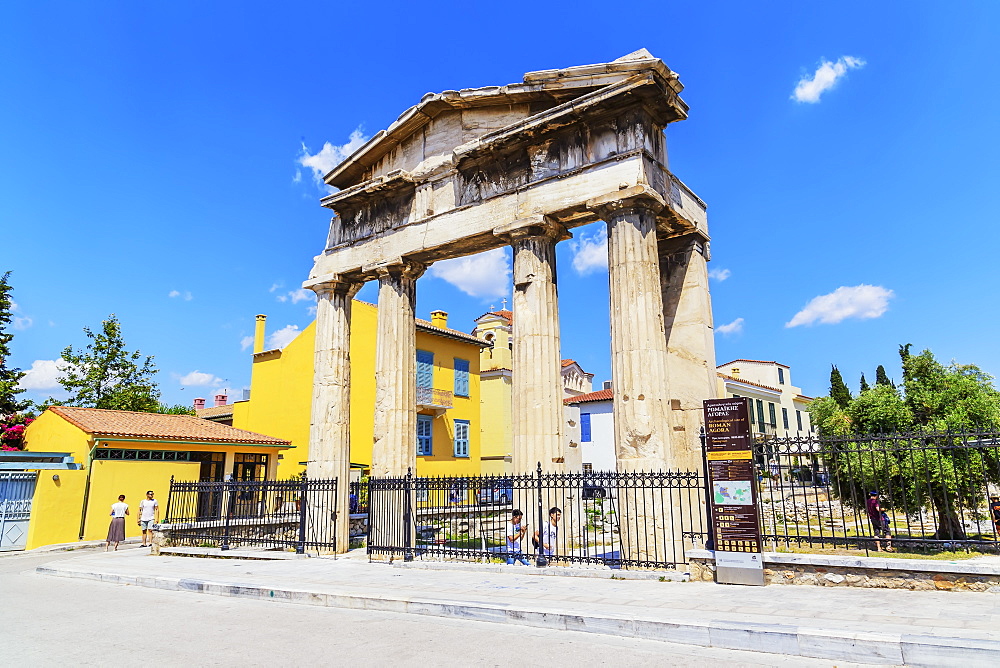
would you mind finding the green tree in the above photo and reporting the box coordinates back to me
[157,403,195,415]
[58,314,160,411]
[0,272,28,415]
[829,365,852,409]
[875,364,893,388]
[816,347,1000,539]
[859,373,870,393]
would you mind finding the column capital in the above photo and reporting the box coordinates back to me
[304,275,364,300]
[366,258,427,282]
[586,185,666,219]
[493,215,571,244]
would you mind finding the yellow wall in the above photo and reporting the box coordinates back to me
[23,408,90,461]
[234,301,483,478]
[81,459,201,541]
[24,469,88,549]
[474,315,513,474]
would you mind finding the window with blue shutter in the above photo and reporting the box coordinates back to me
[454,358,470,397]
[416,350,433,388]
[580,413,592,442]
[453,420,470,458]
[782,407,789,429]
[417,415,433,456]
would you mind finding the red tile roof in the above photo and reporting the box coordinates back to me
[48,406,290,446]
[475,309,513,323]
[415,318,491,347]
[717,359,790,369]
[564,388,613,404]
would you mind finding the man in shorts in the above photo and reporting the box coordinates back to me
[138,490,159,547]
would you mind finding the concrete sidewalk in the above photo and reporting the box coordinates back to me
[36,551,1000,666]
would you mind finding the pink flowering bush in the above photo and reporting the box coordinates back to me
[1,415,33,451]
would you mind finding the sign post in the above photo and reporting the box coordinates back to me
[703,397,765,585]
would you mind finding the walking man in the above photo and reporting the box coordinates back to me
[138,490,159,548]
[505,509,530,565]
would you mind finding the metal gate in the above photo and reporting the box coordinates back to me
[0,472,37,551]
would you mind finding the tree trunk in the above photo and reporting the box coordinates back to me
[932,498,966,540]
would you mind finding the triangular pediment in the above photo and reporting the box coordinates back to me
[325,50,682,190]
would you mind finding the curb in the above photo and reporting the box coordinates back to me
[387,559,688,581]
[35,563,1000,666]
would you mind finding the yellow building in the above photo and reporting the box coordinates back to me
[471,309,595,474]
[21,406,290,549]
[232,303,488,478]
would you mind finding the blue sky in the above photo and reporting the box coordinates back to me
[3,1,999,408]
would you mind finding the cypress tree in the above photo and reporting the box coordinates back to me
[860,373,870,393]
[830,365,852,409]
[875,364,893,388]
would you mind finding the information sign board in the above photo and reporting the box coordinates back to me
[703,397,764,585]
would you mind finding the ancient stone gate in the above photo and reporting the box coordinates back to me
[304,50,718,556]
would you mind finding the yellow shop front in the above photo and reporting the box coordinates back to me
[22,406,290,549]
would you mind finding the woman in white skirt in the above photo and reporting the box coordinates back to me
[106,494,129,551]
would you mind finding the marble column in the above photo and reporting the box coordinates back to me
[371,260,426,477]
[659,233,719,471]
[599,196,673,472]
[306,277,362,554]
[503,220,567,474]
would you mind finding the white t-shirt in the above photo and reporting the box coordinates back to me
[506,521,524,551]
[139,498,159,521]
[539,522,558,556]
[111,502,128,518]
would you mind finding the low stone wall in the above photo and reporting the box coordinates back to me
[687,549,1000,592]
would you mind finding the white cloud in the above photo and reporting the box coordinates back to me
[297,128,368,191]
[11,301,32,330]
[240,336,254,351]
[179,370,224,387]
[269,283,281,293]
[569,227,608,276]
[168,290,193,301]
[716,317,744,336]
[792,56,865,103]
[19,359,68,391]
[267,325,301,350]
[277,288,314,304]
[786,284,894,327]
[708,268,731,282]
[428,247,511,300]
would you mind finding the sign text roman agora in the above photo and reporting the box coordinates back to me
[703,397,764,585]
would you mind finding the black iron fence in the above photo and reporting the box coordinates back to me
[753,429,1000,554]
[164,476,338,553]
[367,465,706,569]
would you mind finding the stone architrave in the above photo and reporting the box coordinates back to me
[306,278,362,553]
[371,259,426,477]
[660,232,719,470]
[496,218,569,473]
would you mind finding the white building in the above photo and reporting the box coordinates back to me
[715,359,814,437]
[564,384,615,472]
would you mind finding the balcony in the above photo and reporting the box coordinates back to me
[416,387,453,416]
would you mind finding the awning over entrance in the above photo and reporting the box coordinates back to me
[0,451,83,471]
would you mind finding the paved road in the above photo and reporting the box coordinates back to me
[1,549,862,667]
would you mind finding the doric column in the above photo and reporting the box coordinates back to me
[306,276,362,554]
[371,259,426,477]
[590,189,673,472]
[660,232,719,470]
[496,218,568,473]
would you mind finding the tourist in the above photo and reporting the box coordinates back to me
[137,490,159,548]
[768,459,780,486]
[989,496,1000,535]
[866,491,894,552]
[534,506,562,565]
[106,494,128,551]
[505,509,530,565]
